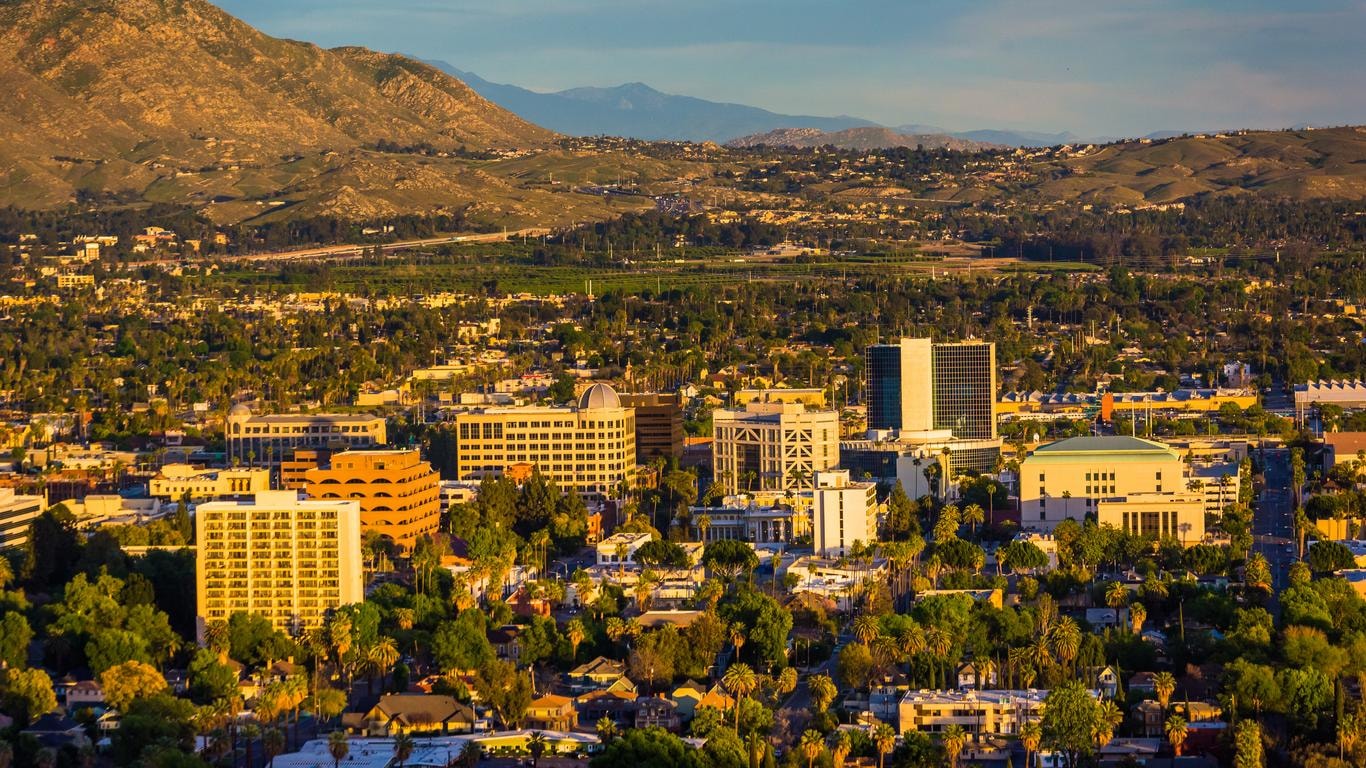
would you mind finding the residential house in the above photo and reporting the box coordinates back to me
[956,661,998,690]
[575,688,638,731]
[1133,699,1165,738]
[488,625,522,662]
[66,680,106,710]
[349,694,476,736]
[635,697,682,732]
[566,657,631,694]
[1128,672,1158,695]
[526,694,578,732]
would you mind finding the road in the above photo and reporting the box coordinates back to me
[1253,447,1296,595]
[130,228,551,267]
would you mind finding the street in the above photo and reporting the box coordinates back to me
[1252,447,1296,595]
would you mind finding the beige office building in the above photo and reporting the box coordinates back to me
[304,449,441,553]
[196,491,363,639]
[1097,493,1206,545]
[0,488,45,550]
[226,405,386,466]
[448,383,636,498]
[149,464,270,500]
[712,402,839,495]
[898,689,1065,738]
[1020,436,1192,532]
[812,470,879,557]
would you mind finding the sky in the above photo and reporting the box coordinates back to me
[215,0,1366,137]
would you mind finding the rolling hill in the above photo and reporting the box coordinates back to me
[725,127,1001,152]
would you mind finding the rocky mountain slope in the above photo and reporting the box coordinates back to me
[0,0,561,219]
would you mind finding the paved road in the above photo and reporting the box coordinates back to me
[130,228,551,267]
[1253,447,1296,595]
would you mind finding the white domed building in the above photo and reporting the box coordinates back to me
[448,382,637,499]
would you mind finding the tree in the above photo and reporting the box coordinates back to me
[590,726,696,768]
[998,540,1048,574]
[328,730,350,768]
[636,539,689,569]
[309,686,348,730]
[1308,540,1357,573]
[393,732,416,768]
[188,648,238,705]
[263,727,286,768]
[942,724,967,768]
[809,674,836,714]
[100,660,168,710]
[0,666,57,724]
[799,729,825,768]
[1042,680,1099,768]
[1165,715,1188,757]
[836,642,873,691]
[1234,720,1263,768]
[597,716,619,744]
[0,612,32,669]
[1104,581,1128,609]
[1020,721,1042,768]
[1244,552,1272,592]
[1153,671,1177,711]
[703,540,759,583]
[721,663,758,733]
[566,618,587,663]
[1128,602,1147,634]
[473,659,533,729]
[832,730,852,768]
[873,722,896,768]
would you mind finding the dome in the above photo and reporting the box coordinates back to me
[578,383,622,410]
[228,403,252,417]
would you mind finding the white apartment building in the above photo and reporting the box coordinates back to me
[898,688,1096,738]
[0,488,45,550]
[196,491,363,640]
[712,402,839,495]
[812,470,879,557]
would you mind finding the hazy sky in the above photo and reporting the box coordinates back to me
[215,0,1366,136]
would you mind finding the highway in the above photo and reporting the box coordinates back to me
[129,228,551,267]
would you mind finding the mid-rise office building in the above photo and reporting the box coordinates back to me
[149,464,270,500]
[196,491,363,639]
[280,448,331,491]
[712,402,840,495]
[0,488,45,550]
[898,689,1083,738]
[448,383,636,498]
[812,470,879,557]
[864,338,1000,478]
[1019,436,1199,537]
[226,405,386,467]
[619,392,684,463]
[304,449,441,553]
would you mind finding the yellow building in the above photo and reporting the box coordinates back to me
[448,383,636,498]
[734,388,829,408]
[712,402,840,495]
[1020,436,1189,532]
[195,491,363,639]
[304,449,441,553]
[226,405,386,466]
[149,464,270,500]
[1097,493,1207,545]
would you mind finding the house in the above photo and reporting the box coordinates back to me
[956,661,997,690]
[488,625,522,662]
[527,694,578,732]
[23,713,89,749]
[1128,672,1158,694]
[670,680,711,721]
[575,688,638,730]
[1085,607,1127,630]
[1132,699,1164,737]
[507,587,552,618]
[349,694,476,736]
[1085,666,1120,699]
[566,657,631,694]
[635,697,682,732]
[66,680,106,710]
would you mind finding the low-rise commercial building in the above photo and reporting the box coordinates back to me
[226,405,386,466]
[898,688,1089,738]
[812,470,879,557]
[149,464,270,500]
[1019,436,1189,532]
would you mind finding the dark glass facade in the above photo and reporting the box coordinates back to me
[865,344,903,431]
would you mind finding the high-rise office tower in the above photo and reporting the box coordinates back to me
[864,338,996,440]
[931,342,997,440]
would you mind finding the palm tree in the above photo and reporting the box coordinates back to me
[527,732,547,768]
[1049,617,1081,676]
[777,667,798,696]
[1020,721,1042,768]
[873,722,896,768]
[1104,581,1128,609]
[1128,602,1147,634]
[241,723,261,768]
[368,636,400,694]
[1154,672,1177,712]
[395,608,415,631]
[262,727,286,768]
[1165,715,1188,757]
[809,673,837,714]
[566,618,587,664]
[596,717,618,744]
[925,625,953,689]
[942,724,967,768]
[962,504,984,539]
[852,614,881,647]
[832,730,853,768]
[392,732,415,768]
[697,513,712,543]
[731,623,747,662]
[328,729,350,768]
[799,729,825,768]
[722,663,758,733]
[1093,699,1122,749]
